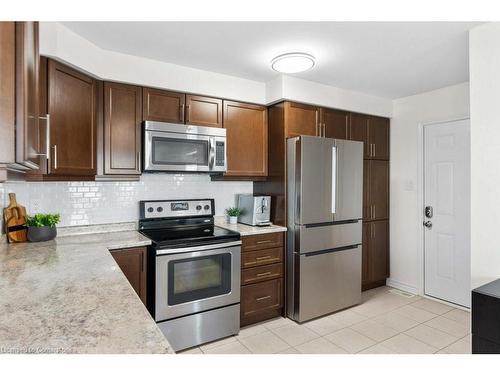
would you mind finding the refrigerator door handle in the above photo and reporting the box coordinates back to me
[303,244,360,257]
[331,146,337,213]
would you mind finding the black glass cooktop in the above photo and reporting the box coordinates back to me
[140,223,240,249]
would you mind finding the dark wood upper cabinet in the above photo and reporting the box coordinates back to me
[142,87,185,123]
[321,107,349,139]
[349,112,370,158]
[0,22,16,172]
[103,82,142,175]
[48,60,96,176]
[110,247,147,305]
[369,220,389,282]
[367,160,389,221]
[186,95,223,128]
[369,116,390,160]
[284,101,319,138]
[15,21,40,169]
[223,101,267,177]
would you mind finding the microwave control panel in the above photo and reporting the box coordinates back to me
[215,141,225,167]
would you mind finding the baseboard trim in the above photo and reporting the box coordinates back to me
[386,279,419,295]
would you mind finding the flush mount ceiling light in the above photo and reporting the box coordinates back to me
[271,52,316,74]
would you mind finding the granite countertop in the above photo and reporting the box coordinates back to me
[214,217,287,236]
[0,231,173,354]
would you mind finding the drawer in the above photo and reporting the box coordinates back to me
[242,247,283,269]
[241,278,282,318]
[241,263,283,285]
[242,232,284,252]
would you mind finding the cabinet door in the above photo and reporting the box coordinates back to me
[362,222,370,285]
[186,95,223,128]
[111,247,147,304]
[285,101,319,138]
[369,220,389,282]
[349,112,369,158]
[363,160,371,221]
[142,87,185,123]
[223,100,267,176]
[368,160,389,221]
[48,60,96,175]
[321,107,349,139]
[104,82,142,175]
[0,22,15,166]
[15,21,39,169]
[369,116,390,160]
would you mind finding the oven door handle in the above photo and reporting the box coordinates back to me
[156,240,242,255]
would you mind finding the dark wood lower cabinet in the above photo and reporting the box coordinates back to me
[362,220,389,290]
[240,232,285,327]
[110,246,147,305]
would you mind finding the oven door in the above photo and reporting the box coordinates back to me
[144,130,212,172]
[155,242,241,322]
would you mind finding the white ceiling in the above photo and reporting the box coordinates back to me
[62,22,479,99]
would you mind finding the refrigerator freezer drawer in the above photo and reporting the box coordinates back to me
[295,245,362,322]
[295,222,362,254]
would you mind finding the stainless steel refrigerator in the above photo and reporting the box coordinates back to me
[287,135,364,323]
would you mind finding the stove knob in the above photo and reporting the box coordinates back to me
[157,207,163,212]
[147,207,154,213]
[196,205,202,210]
[204,205,210,211]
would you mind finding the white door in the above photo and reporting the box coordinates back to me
[424,119,470,307]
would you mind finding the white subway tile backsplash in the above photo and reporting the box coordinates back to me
[0,174,252,230]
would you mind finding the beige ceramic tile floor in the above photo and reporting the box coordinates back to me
[179,286,471,354]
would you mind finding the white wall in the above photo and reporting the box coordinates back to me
[39,22,267,104]
[40,22,393,117]
[389,82,470,294]
[470,23,500,289]
[0,175,252,228]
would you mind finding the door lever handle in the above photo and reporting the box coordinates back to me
[423,220,432,229]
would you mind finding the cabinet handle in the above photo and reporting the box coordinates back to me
[256,271,272,277]
[180,104,185,120]
[185,104,191,122]
[373,206,376,219]
[323,123,326,137]
[136,151,141,171]
[34,114,50,157]
[52,145,57,170]
[256,295,272,301]
[256,255,272,260]
[256,240,272,244]
[373,144,376,157]
[315,111,319,136]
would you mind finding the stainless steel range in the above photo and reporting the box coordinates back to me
[139,199,241,352]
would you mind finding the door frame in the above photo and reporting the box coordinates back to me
[417,117,470,306]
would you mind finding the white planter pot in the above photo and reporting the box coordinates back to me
[229,216,238,224]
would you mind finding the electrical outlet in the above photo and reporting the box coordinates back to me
[31,199,41,214]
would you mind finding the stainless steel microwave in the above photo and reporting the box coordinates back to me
[143,121,227,173]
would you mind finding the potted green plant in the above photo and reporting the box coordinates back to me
[26,213,61,242]
[225,207,242,224]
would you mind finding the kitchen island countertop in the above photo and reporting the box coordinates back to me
[0,231,173,354]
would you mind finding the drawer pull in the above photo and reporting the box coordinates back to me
[256,271,272,277]
[256,255,272,260]
[256,295,272,301]
[256,240,272,244]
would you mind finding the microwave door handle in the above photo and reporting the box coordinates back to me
[209,138,215,170]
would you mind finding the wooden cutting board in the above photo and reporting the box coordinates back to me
[3,193,28,243]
